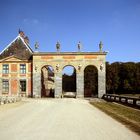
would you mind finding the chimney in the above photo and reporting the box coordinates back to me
[19,29,25,38]
[24,36,29,44]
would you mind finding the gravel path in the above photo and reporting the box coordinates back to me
[0,98,139,140]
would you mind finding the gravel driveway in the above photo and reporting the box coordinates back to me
[0,98,139,140]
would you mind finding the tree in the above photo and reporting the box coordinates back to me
[106,62,140,94]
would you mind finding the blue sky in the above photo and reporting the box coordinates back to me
[0,0,140,63]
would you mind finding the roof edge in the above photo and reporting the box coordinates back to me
[0,35,33,55]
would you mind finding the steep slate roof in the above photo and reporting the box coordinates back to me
[0,31,33,60]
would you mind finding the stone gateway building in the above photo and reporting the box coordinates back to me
[0,31,107,98]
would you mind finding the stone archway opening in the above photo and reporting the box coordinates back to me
[41,65,55,98]
[84,65,98,97]
[62,65,76,97]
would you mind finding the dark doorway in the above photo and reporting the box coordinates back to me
[84,65,98,97]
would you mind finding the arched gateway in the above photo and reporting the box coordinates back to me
[33,46,107,98]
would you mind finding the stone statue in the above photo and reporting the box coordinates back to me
[35,42,39,51]
[56,42,60,52]
[78,41,81,52]
[99,41,103,52]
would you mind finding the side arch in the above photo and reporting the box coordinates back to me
[84,65,98,97]
[41,65,55,97]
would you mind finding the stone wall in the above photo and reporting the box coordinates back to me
[0,96,21,105]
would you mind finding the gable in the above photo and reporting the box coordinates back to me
[0,35,33,60]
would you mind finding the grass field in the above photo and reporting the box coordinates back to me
[90,101,140,135]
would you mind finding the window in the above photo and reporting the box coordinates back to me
[3,64,9,74]
[2,80,9,93]
[20,64,26,74]
[20,80,26,92]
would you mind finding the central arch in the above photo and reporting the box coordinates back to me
[84,65,98,97]
[62,65,76,97]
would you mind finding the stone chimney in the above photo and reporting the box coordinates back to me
[19,29,25,38]
[18,29,29,44]
[24,36,29,44]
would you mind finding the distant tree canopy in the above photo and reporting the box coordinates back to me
[62,69,76,92]
[106,62,140,94]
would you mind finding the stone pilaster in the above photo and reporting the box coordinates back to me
[54,71,62,98]
[76,71,84,98]
[98,64,106,98]
[33,72,41,98]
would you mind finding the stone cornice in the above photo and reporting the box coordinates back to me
[33,52,108,56]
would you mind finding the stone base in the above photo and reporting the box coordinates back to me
[33,95,41,98]
[76,94,84,98]
[55,94,61,98]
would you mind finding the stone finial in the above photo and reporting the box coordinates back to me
[35,42,39,51]
[99,41,103,52]
[56,41,60,52]
[78,41,81,52]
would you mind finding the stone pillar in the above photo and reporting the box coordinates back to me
[33,71,41,98]
[0,78,2,95]
[76,71,84,98]
[98,63,106,98]
[54,71,62,98]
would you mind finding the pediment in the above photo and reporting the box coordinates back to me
[0,55,24,62]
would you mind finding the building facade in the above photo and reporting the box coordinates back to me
[0,31,107,98]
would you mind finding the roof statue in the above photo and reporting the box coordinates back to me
[56,41,60,52]
[78,41,81,52]
[99,41,103,52]
[35,42,39,51]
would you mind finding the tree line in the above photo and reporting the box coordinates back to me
[106,62,140,94]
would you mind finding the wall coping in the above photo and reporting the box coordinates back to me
[33,52,107,56]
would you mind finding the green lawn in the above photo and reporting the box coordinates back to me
[90,101,140,135]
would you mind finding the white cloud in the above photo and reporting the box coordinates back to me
[23,18,39,25]
[33,19,39,24]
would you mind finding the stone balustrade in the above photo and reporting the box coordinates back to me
[0,96,21,105]
[102,94,140,109]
